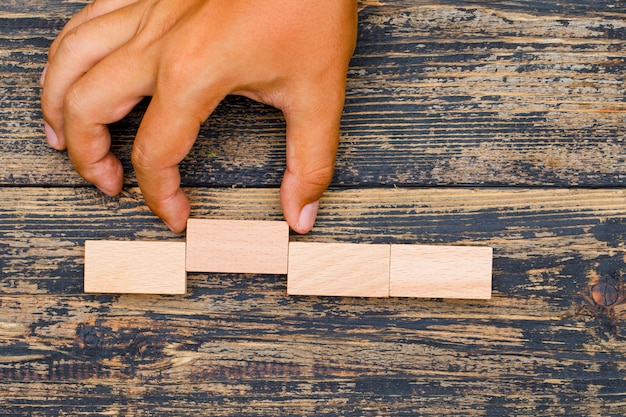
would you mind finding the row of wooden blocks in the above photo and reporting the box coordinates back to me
[84,219,493,299]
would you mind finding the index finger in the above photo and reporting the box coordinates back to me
[47,0,139,60]
[42,2,145,149]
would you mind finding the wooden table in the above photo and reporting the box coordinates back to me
[2,1,625,415]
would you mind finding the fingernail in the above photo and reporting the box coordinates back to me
[162,212,189,234]
[96,185,116,197]
[40,63,48,86]
[296,200,319,233]
[164,219,186,234]
[44,122,60,148]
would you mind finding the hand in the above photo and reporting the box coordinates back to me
[41,0,358,233]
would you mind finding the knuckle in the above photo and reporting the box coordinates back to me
[82,2,98,22]
[63,85,85,121]
[158,61,192,92]
[40,91,56,119]
[60,29,84,61]
[130,142,152,171]
[298,164,335,188]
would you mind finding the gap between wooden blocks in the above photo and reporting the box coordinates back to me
[84,219,493,298]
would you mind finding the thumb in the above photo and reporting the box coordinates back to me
[280,91,344,234]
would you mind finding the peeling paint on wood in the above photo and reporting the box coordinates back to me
[1,187,626,414]
[1,1,624,188]
[1,0,626,416]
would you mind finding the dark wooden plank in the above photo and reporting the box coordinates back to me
[0,293,625,416]
[2,1,626,415]
[438,0,626,17]
[2,187,626,415]
[1,1,624,187]
[3,186,626,297]
[3,0,624,18]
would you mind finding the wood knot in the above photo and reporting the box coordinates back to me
[590,273,623,308]
[591,281,620,307]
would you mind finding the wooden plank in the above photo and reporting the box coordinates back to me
[84,240,186,294]
[2,0,623,15]
[2,3,624,188]
[3,295,626,416]
[2,186,625,295]
[2,186,626,416]
[287,242,390,297]
[389,245,493,299]
[185,219,289,274]
[2,0,626,413]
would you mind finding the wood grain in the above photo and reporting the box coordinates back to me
[186,219,289,274]
[84,240,187,294]
[1,186,626,415]
[389,245,493,299]
[1,0,626,415]
[287,242,391,297]
[1,1,624,188]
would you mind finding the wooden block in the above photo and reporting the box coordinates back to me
[389,245,492,299]
[84,240,187,294]
[287,242,390,297]
[185,219,289,274]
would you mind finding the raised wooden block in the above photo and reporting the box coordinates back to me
[185,219,289,274]
[389,245,492,299]
[287,242,391,297]
[84,240,187,294]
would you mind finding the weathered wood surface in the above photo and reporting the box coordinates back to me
[1,0,626,416]
[2,187,626,415]
[1,0,625,187]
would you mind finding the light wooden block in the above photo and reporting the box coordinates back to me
[185,219,289,274]
[389,245,492,299]
[84,240,187,294]
[287,242,391,297]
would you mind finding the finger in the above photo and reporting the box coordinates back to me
[280,85,345,234]
[47,0,140,60]
[63,47,155,197]
[42,3,144,149]
[132,85,225,233]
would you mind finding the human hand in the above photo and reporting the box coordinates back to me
[41,0,358,233]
